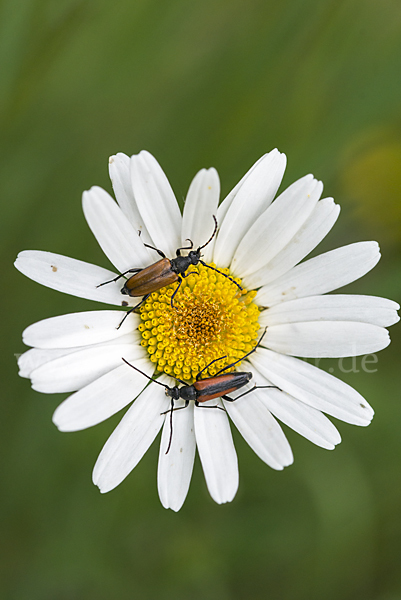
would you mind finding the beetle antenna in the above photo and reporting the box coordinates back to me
[121,358,168,389]
[197,215,218,250]
[199,260,243,292]
[165,399,174,455]
[196,355,227,380]
[214,328,267,376]
[254,327,267,348]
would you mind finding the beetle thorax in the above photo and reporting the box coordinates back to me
[170,255,192,274]
[179,385,198,402]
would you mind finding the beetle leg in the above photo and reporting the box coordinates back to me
[160,400,190,415]
[117,293,151,329]
[170,270,200,309]
[222,387,260,401]
[222,384,280,402]
[182,269,199,278]
[117,308,134,329]
[170,277,182,308]
[142,243,166,259]
[194,401,225,411]
[256,385,281,391]
[96,268,142,288]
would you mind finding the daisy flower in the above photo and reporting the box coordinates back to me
[15,149,399,511]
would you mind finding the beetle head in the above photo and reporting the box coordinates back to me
[188,249,201,265]
[165,386,181,400]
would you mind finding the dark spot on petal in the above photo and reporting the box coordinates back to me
[360,403,367,408]
[51,265,57,272]
[282,286,296,296]
[121,301,129,306]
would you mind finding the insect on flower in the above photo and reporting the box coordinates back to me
[97,215,242,327]
[14,149,399,511]
[122,329,277,453]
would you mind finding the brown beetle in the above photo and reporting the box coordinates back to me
[123,330,276,453]
[98,216,242,328]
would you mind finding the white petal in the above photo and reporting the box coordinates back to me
[223,393,293,470]
[30,335,144,393]
[249,348,374,426]
[131,150,182,257]
[243,197,340,289]
[231,175,322,277]
[14,251,125,305]
[52,357,155,431]
[93,383,169,493]
[256,242,380,307]
[158,400,196,512]
[216,154,267,224]
[82,186,153,272]
[23,310,139,349]
[194,400,239,504]
[181,168,220,263]
[108,153,153,244]
[260,391,341,450]
[213,150,287,267]
[262,321,390,357]
[260,295,400,328]
[241,360,341,449]
[18,347,78,378]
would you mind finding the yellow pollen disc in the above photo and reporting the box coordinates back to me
[138,263,260,382]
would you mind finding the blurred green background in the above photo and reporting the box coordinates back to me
[1,0,401,598]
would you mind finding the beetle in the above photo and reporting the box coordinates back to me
[98,216,242,328]
[122,329,277,453]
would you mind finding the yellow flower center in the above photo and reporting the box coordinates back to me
[138,263,260,382]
